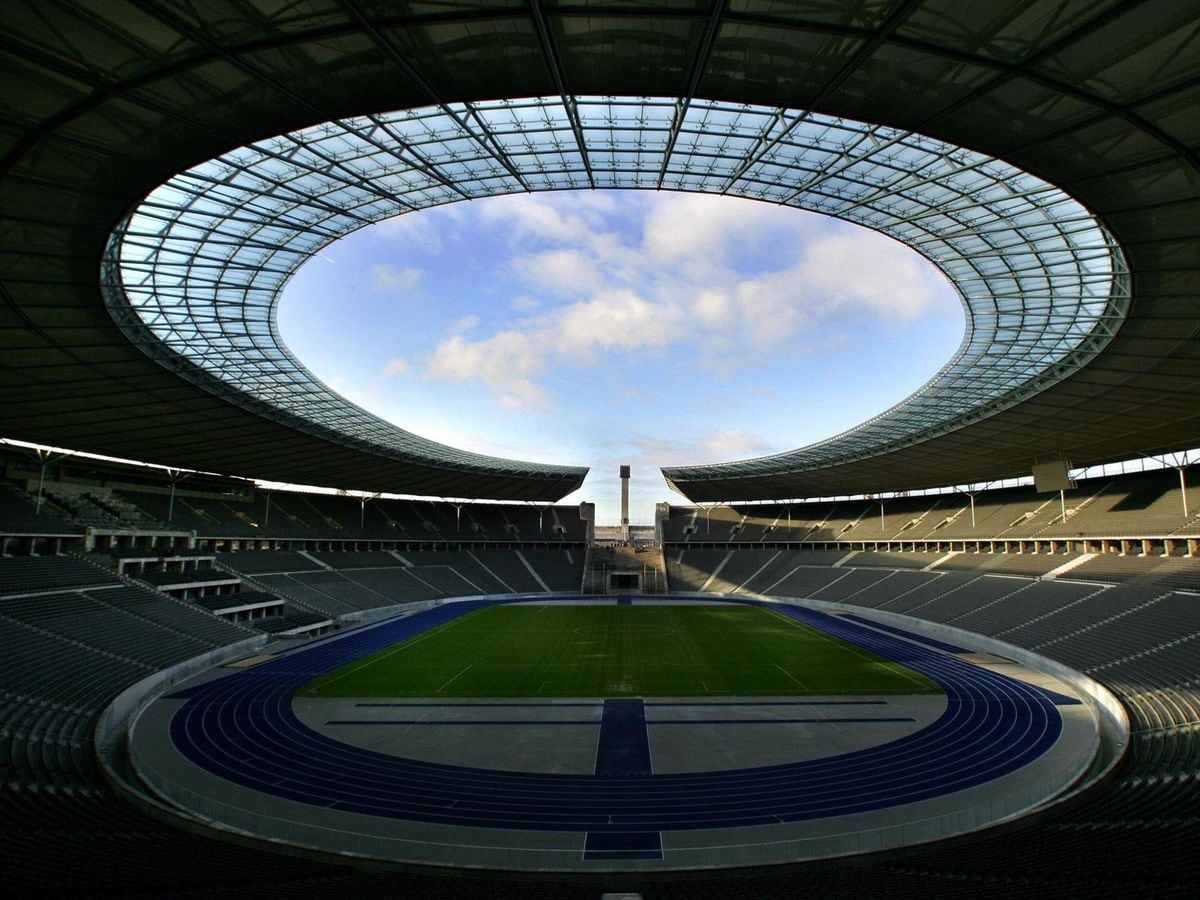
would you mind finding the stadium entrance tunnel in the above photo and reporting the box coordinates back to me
[110,595,1126,875]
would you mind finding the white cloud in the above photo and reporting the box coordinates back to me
[619,430,775,468]
[691,289,732,326]
[426,331,541,382]
[795,232,944,320]
[493,379,552,411]
[696,430,777,461]
[477,194,593,244]
[450,314,479,334]
[425,331,551,412]
[479,193,645,285]
[382,356,409,376]
[371,264,422,292]
[415,192,954,413]
[375,208,457,251]
[729,272,807,344]
[513,249,603,296]
[421,289,678,410]
[642,193,793,272]
[556,290,675,354]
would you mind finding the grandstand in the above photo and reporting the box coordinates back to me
[3,1,1200,897]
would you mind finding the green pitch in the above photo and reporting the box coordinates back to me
[298,604,939,698]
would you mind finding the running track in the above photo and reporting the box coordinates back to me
[164,599,1077,834]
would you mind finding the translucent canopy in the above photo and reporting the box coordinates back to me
[103,95,1128,489]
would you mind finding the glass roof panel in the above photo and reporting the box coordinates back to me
[103,95,1129,481]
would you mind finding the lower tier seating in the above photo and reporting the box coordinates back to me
[219,548,586,618]
[1,550,1198,896]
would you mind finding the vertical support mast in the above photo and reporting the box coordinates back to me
[620,465,630,542]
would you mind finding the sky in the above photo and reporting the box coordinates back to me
[277,191,964,524]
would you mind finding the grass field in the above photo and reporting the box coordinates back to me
[298,604,940,698]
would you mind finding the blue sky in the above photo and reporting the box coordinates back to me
[277,191,963,524]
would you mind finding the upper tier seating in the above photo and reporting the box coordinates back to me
[0,483,76,535]
[0,556,123,596]
[96,483,590,543]
[661,468,1200,546]
[215,550,324,574]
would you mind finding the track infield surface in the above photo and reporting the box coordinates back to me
[297,604,940,698]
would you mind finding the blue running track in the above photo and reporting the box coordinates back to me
[165,598,1069,835]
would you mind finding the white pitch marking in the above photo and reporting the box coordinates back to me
[436,663,475,694]
[774,663,809,691]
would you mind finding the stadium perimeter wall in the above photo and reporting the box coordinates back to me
[94,634,267,812]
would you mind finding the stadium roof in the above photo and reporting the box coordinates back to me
[2,1,1198,502]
